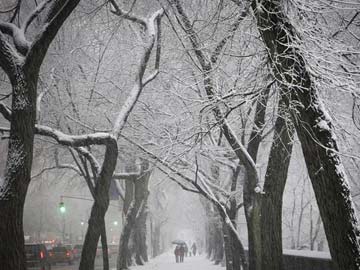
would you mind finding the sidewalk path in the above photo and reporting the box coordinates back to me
[130,253,224,270]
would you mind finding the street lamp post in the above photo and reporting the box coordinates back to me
[80,221,85,241]
[59,199,66,243]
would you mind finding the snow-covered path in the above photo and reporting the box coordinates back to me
[130,253,224,270]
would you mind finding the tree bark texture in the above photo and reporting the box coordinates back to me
[222,222,234,270]
[0,71,37,270]
[0,2,80,269]
[79,143,118,270]
[243,85,270,270]
[101,220,110,270]
[134,160,150,264]
[253,1,360,269]
[260,94,295,270]
[117,199,137,270]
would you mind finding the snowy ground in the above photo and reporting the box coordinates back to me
[51,252,224,270]
[130,252,225,270]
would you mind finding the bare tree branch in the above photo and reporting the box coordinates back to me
[112,8,164,136]
[0,32,21,76]
[0,21,30,55]
[0,102,11,121]
[26,0,81,68]
[23,0,53,33]
[108,0,147,28]
[35,125,115,147]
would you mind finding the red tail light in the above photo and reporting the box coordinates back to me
[66,251,70,257]
[40,251,44,259]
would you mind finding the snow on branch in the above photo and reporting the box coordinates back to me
[35,124,116,147]
[177,157,230,197]
[119,136,244,245]
[171,0,261,192]
[0,21,30,55]
[75,147,101,176]
[26,0,80,67]
[170,0,209,69]
[210,3,250,64]
[155,164,200,194]
[112,8,164,137]
[120,135,229,198]
[0,31,24,76]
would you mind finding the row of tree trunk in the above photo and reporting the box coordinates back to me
[195,0,360,269]
[117,159,151,270]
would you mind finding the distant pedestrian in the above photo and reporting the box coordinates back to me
[174,245,180,263]
[179,244,185,262]
[191,243,197,256]
[184,244,188,257]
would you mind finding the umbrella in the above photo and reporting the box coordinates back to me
[172,239,186,245]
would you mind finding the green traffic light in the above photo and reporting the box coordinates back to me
[59,202,66,213]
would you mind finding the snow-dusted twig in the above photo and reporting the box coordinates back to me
[170,0,261,192]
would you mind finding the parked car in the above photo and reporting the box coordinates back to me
[49,246,74,265]
[72,244,83,260]
[25,243,51,270]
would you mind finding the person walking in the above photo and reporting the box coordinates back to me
[191,242,197,256]
[179,244,185,263]
[174,245,180,263]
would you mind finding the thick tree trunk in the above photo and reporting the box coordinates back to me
[294,83,360,270]
[101,220,109,270]
[260,94,294,270]
[151,220,161,257]
[117,161,151,269]
[244,85,270,270]
[116,177,135,269]
[135,206,149,264]
[213,225,224,264]
[222,222,234,270]
[253,1,360,269]
[229,223,247,270]
[0,73,37,270]
[243,170,261,270]
[221,208,247,270]
[80,144,118,270]
[134,160,150,264]
[117,200,137,270]
[218,198,247,270]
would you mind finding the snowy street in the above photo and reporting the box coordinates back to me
[50,253,223,270]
